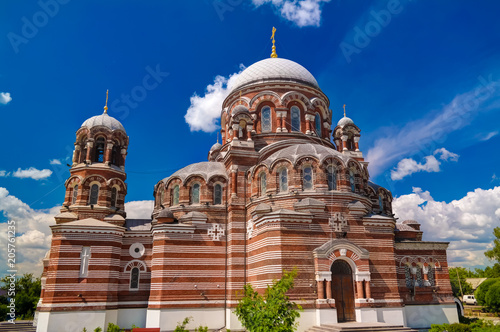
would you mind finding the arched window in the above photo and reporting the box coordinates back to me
[89,184,99,205]
[315,113,321,136]
[349,170,355,192]
[111,144,120,166]
[378,195,384,213]
[427,266,435,286]
[303,166,313,190]
[111,187,118,208]
[261,106,272,133]
[260,173,267,196]
[347,133,355,151]
[327,166,337,191]
[94,137,106,162]
[291,106,301,132]
[81,146,88,163]
[172,185,180,205]
[159,188,164,206]
[214,184,222,205]
[279,169,288,192]
[191,183,200,204]
[404,265,413,288]
[130,267,139,289]
[72,185,78,204]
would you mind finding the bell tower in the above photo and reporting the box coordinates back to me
[55,91,129,225]
[333,104,363,161]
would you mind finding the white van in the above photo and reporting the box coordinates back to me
[463,295,477,305]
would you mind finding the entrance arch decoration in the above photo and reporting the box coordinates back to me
[313,239,373,321]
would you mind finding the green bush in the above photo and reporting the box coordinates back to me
[235,268,302,332]
[429,323,471,332]
[430,319,500,332]
[172,317,208,332]
[173,317,191,332]
[106,323,122,332]
[475,279,500,306]
[484,280,500,312]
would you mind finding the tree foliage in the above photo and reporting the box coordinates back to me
[0,273,41,321]
[485,227,500,263]
[474,278,500,312]
[235,269,302,332]
[448,267,473,298]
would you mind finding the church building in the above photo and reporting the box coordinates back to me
[35,38,459,332]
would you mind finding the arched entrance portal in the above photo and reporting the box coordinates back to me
[331,260,355,322]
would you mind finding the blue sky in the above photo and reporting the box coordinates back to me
[0,0,499,274]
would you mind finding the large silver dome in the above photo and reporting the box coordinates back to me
[230,58,319,92]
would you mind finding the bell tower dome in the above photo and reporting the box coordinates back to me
[56,91,129,225]
[333,104,363,161]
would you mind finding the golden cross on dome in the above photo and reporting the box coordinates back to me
[104,90,109,113]
[343,104,346,117]
[270,27,277,58]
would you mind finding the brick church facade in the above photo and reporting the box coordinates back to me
[35,53,458,331]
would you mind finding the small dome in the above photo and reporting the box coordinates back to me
[260,143,349,166]
[337,116,354,127]
[210,142,222,152]
[162,161,228,184]
[81,112,126,133]
[232,105,249,115]
[230,58,319,93]
[158,208,174,219]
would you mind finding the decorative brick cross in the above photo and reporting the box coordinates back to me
[208,224,225,241]
[329,212,347,232]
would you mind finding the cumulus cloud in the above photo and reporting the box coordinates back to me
[0,187,58,276]
[124,200,154,219]
[366,78,500,176]
[390,148,459,180]
[0,170,9,177]
[393,186,500,267]
[252,0,330,27]
[12,167,52,180]
[0,92,12,105]
[49,159,62,165]
[185,66,244,132]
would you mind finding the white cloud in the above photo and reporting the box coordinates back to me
[480,131,499,141]
[390,148,459,180]
[49,159,62,165]
[366,78,500,177]
[185,66,244,132]
[124,200,154,219]
[0,170,9,177]
[12,167,52,180]
[0,187,57,276]
[252,0,330,27]
[0,92,12,105]
[434,147,459,162]
[0,192,153,277]
[492,174,499,183]
[393,186,500,267]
